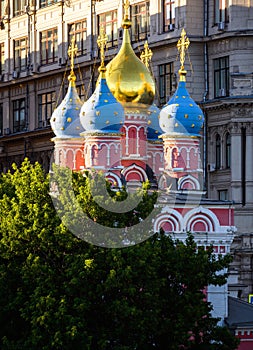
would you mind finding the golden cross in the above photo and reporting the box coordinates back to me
[176,28,190,69]
[97,28,108,69]
[140,41,153,68]
[68,36,78,73]
[124,0,130,19]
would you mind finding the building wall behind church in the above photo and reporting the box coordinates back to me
[0,0,252,298]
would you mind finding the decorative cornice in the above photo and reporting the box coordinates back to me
[148,140,163,144]
[81,132,123,137]
[0,128,54,142]
[160,133,200,140]
[201,98,253,112]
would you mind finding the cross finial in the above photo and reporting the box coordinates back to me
[97,28,108,71]
[140,41,153,69]
[123,0,130,19]
[177,28,190,80]
[68,36,78,73]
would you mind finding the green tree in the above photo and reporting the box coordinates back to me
[0,160,239,349]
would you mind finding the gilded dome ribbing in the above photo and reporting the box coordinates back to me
[105,20,155,107]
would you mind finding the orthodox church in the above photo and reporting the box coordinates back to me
[50,2,237,330]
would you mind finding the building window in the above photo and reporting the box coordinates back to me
[215,134,221,169]
[0,103,3,136]
[76,85,86,101]
[68,20,87,57]
[0,0,5,19]
[131,1,150,42]
[13,98,26,133]
[14,37,28,72]
[39,0,58,8]
[38,92,56,128]
[214,56,229,98]
[0,43,5,75]
[218,189,228,201]
[98,10,118,48]
[163,0,175,32]
[13,0,26,17]
[225,132,231,169]
[158,62,174,105]
[40,28,58,65]
[214,0,229,24]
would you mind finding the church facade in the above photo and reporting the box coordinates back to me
[50,5,236,324]
[0,0,253,315]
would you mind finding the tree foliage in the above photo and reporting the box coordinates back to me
[0,160,239,349]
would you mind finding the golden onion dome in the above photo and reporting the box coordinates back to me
[105,18,155,108]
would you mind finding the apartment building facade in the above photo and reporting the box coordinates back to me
[0,0,252,299]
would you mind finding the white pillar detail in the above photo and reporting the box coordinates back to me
[125,127,129,155]
[186,149,190,168]
[231,125,242,203]
[107,144,110,167]
[246,125,253,205]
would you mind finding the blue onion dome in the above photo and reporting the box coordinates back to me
[159,75,204,137]
[147,104,163,141]
[80,67,124,133]
[50,71,84,138]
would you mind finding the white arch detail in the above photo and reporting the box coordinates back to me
[121,164,148,182]
[183,207,221,233]
[178,175,200,190]
[190,218,209,232]
[153,151,164,162]
[125,125,146,156]
[154,207,183,233]
[188,146,198,154]
[109,142,120,152]
[105,171,122,188]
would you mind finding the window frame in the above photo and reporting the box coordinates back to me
[0,42,4,75]
[214,0,229,24]
[0,103,3,137]
[225,132,231,169]
[68,20,87,57]
[13,98,26,133]
[0,0,5,19]
[130,1,150,42]
[163,0,175,32]
[13,0,26,17]
[214,56,229,98]
[158,62,174,105]
[218,189,228,201]
[215,134,221,170]
[38,91,56,128]
[76,85,86,101]
[40,28,58,65]
[39,0,58,8]
[98,10,118,49]
[14,37,28,72]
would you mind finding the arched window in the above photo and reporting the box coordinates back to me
[225,132,231,168]
[215,134,221,169]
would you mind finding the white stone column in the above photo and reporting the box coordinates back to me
[246,123,253,205]
[230,123,242,204]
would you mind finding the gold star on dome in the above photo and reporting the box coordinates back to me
[140,41,153,69]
